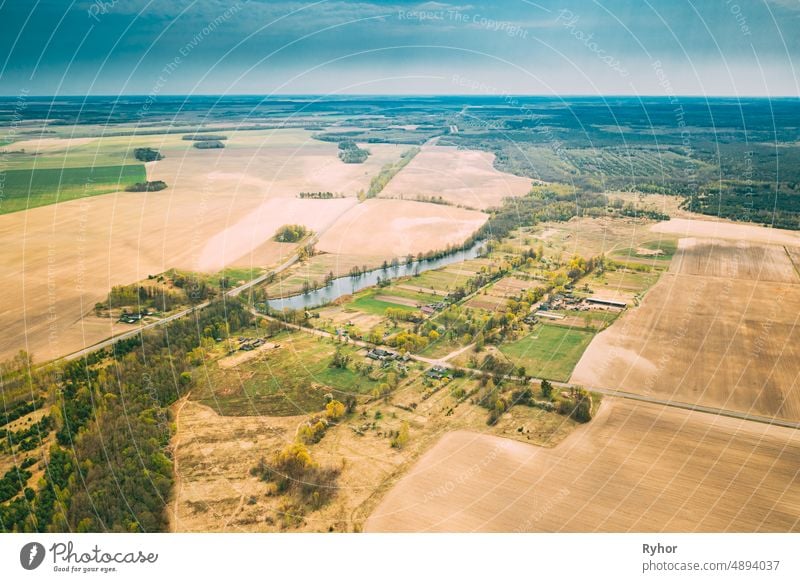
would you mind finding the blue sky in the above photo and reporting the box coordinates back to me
[1,0,798,96]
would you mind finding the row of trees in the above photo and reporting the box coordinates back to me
[362,147,420,199]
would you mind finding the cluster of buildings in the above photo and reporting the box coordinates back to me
[536,292,627,314]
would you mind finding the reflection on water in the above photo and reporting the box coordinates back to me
[266,243,484,311]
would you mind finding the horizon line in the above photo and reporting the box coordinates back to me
[1,93,798,99]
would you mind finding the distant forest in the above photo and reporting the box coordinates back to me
[3,96,799,228]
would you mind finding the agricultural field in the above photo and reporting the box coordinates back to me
[652,217,800,246]
[572,236,800,421]
[495,324,596,382]
[528,215,679,265]
[377,144,532,210]
[316,199,488,258]
[464,275,544,311]
[0,128,409,361]
[583,263,663,306]
[365,398,800,532]
[0,165,146,214]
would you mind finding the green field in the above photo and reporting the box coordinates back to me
[498,324,595,382]
[196,332,380,416]
[613,239,678,262]
[347,293,416,315]
[0,165,147,214]
[588,267,661,294]
[548,309,620,330]
[343,286,441,316]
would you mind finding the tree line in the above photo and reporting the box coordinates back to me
[0,300,252,532]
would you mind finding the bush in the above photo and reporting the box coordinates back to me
[391,421,410,448]
[252,443,340,509]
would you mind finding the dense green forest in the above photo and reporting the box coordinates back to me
[0,300,252,532]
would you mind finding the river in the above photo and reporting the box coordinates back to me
[266,242,485,311]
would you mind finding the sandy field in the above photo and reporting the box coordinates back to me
[572,238,800,421]
[170,358,582,532]
[378,144,531,210]
[196,197,356,271]
[317,199,487,258]
[365,398,800,532]
[652,218,800,246]
[0,129,406,362]
[526,216,674,263]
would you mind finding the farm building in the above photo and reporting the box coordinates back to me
[586,297,627,308]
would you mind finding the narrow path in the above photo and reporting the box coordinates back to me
[169,395,190,533]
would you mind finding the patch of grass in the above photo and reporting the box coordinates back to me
[547,309,619,330]
[419,337,467,359]
[613,239,678,262]
[0,164,146,214]
[498,324,595,382]
[197,332,378,416]
[346,291,417,315]
[218,266,265,284]
[588,268,661,294]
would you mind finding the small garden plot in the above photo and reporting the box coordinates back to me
[486,276,543,299]
[463,294,510,311]
[498,324,595,382]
